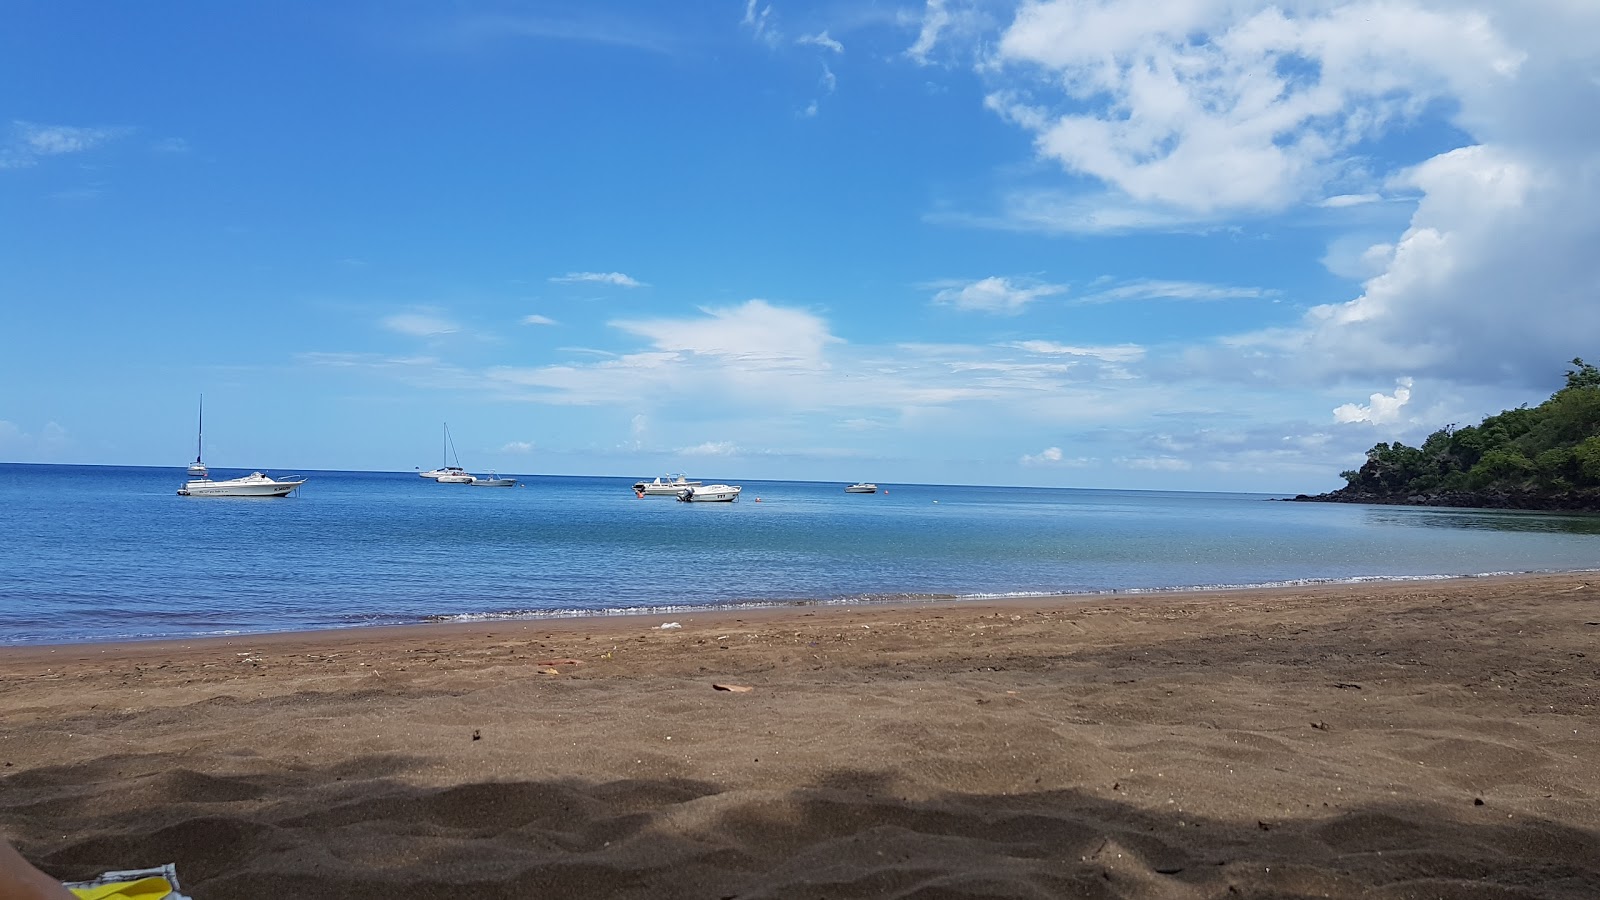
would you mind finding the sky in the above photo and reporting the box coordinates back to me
[3,1,1598,493]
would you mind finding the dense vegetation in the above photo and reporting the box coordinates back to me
[1297,359,1600,510]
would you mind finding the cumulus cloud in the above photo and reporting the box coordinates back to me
[1333,377,1414,425]
[549,271,646,287]
[382,312,460,337]
[0,420,71,460]
[614,299,842,366]
[1020,446,1092,466]
[928,276,1066,314]
[987,2,1524,217]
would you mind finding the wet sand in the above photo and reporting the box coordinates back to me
[3,573,1599,898]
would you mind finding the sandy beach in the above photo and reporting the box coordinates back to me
[3,573,1599,899]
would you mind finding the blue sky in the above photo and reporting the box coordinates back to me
[4,1,1598,492]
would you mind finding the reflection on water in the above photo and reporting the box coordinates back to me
[1363,506,1600,535]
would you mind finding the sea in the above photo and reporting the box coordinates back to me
[2,463,1597,646]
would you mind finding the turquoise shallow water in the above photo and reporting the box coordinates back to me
[1,463,1597,645]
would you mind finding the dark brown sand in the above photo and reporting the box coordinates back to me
[3,573,1599,899]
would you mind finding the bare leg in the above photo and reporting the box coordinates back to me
[0,838,73,900]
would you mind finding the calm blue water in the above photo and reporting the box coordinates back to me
[1,463,1597,646]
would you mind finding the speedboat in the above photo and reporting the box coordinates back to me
[178,471,307,497]
[676,484,741,502]
[845,482,878,493]
[634,474,702,496]
[471,473,517,487]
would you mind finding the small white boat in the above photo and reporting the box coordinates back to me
[178,471,307,497]
[434,473,475,484]
[471,473,517,487]
[845,482,878,493]
[634,474,702,496]
[676,484,741,502]
[186,396,208,477]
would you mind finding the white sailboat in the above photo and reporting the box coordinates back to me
[420,423,474,482]
[186,396,208,477]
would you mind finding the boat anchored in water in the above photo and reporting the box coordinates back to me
[470,473,517,487]
[187,395,208,478]
[179,471,307,497]
[676,484,742,502]
[845,482,878,493]
[177,396,305,497]
[634,474,701,496]
[420,423,475,482]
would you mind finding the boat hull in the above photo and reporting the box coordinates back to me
[178,473,306,497]
[434,474,475,483]
[676,484,741,502]
[634,476,701,496]
[845,484,877,493]
[470,478,516,487]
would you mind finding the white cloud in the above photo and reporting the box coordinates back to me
[382,312,460,337]
[549,271,645,287]
[1117,455,1192,472]
[742,0,779,46]
[1009,341,1145,364]
[1333,377,1413,425]
[1077,279,1276,304]
[681,440,741,456]
[501,441,536,453]
[1319,192,1382,208]
[928,276,1066,314]
[798,31,842,53]
[1020,446,1093,466]
[2,121,126,169]
[988,2,1525,217]
[905,0,950,64]
[521,314,557,326]
[614,299,842,366]
[0,420,71,460]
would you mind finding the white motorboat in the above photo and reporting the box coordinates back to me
[845,482,878,493]
[435,473,475,484]
[471,473,517,487]
[634,474,702,496]
[186,396,208,478]
[178,471,307,497]
[675,484,741,502]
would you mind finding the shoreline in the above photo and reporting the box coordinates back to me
[4,570,1598,898]
[4,567,1592,655]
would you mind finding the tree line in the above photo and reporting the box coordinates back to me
[1305,359,1600,510]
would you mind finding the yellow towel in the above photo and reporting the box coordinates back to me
[68,876,172,900]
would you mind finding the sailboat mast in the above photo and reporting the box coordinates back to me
[196,395,204,463]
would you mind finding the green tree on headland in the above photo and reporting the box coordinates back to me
[1305,359,1600,510]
